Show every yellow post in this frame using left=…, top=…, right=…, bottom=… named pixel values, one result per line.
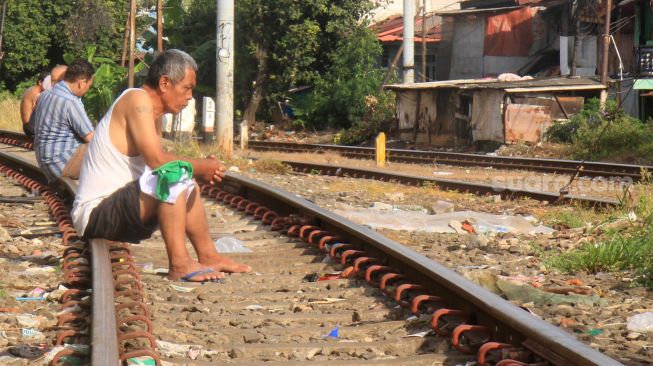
left=376, top=132, right=386, bottom=167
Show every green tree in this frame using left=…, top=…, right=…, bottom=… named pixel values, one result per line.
left=62, top=0, right=126, bottom=61
left=0, top=0, right=125, bottom=91
left=298, top=26, right=396, bottom=143
left=235, top=0, right=386, bottom=126
left=167, top=0, right=389, bottom=125
left=0, top=0, right=64, bottom=89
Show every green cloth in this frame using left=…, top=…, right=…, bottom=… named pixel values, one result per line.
left=152, top=161, right=194, bottom=201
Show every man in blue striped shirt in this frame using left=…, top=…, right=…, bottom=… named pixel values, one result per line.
left=32, top=59, right=95, bottom=182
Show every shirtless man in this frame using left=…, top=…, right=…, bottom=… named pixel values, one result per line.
left=19, top=71, right=49, bottom=138
left=72, top=50, right=250, bottom=282
left=41, top=65, right=67, bottom=91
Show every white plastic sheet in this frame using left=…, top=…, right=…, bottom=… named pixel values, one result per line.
left=333, top=205, right=554, bottom=235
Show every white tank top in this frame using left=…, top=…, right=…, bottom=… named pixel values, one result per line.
left=72, top=89, right=146, bottom=234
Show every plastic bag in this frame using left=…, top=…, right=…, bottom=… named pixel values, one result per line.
left=627, top=312, right=653, bottom=333
left=214, top=237, right=252, bottom=253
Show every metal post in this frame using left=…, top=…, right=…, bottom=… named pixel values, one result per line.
left=403, top=0, right=415, bottom=83
left=0, top=0, right=7, bottom=63
left=128, top=0, right=136, bottom=87
left=157, top=0, right=163, bottom=52
left=216, top=0, right=235, bottom=157
left=121, top=14, right=130, bottom=67
left=376, top=132, right=386, bottom=167
left=599, top=0, right=612, bottom=106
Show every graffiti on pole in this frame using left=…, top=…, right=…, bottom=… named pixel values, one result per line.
left=217, top=22, right=232, bottom=62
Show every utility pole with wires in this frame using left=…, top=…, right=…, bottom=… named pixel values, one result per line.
left=421, top=0, right=427, bottom=82
left=560, top=0, right=614, bottom=200
left=0, top=0, right=7, bottom=64
left=215, top=0, right=235, bottom=156
left=402, top=0, right=415, bottom=83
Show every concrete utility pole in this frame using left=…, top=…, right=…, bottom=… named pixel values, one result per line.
left=216, top=0, right=235, bottom=156
left=157, top=0, right=163, bottom=52
left=128, top=0, right=136, bottom=87
left=403, top=0, right=415, bottom=83
left=599, top=0, right=612, bottom=106
left=421, top=0, right=427, bottom=82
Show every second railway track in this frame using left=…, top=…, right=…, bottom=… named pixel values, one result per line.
left=0, top=130, right=624, bottom=206
left=247, top=140, right=652, bottom=180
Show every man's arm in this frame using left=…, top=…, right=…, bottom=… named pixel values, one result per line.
left=125, top=92, right=226, bottom=184
left=69, top=100, right=95, bottom=142
left=81, top=131, right=94, bottom=143
left=19, top=92, right=34, bottom=125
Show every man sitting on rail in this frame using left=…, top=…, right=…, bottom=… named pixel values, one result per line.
left=32, top=59, right=95, bottom=182
left=19, top=71, right=50, bottom=138
left=72, top=50, right=251, bottom=282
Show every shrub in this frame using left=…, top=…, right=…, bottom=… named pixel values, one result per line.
left=545, top=119, right=580, bottom=143
left=546, top=98, right=653, bottom=162
left=297, top=26, right=396, bottom=144
left=68, top=45, right=140, bottom=122
left=333, top=93, right=395, bottom=145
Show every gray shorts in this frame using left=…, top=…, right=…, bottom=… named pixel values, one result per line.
left=83, top=181, right=157, bottom=244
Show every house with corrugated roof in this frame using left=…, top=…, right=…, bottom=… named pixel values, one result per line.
left=381, top=0, right=619, bottom=147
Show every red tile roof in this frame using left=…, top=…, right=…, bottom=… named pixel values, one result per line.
left=372, top=14, right=441, bottom=43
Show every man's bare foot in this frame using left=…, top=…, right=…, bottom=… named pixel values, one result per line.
left=168, top=261, right=225, bottom=282
left=200, top=254, right=252, bottom=273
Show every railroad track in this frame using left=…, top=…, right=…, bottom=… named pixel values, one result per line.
left=0, top=136, right=625, bottom=365
left=266, top=160, right=619, bottom=207
left=248, top=140, right=651, bottom=180
left=0, top=129, right=618, bottom=207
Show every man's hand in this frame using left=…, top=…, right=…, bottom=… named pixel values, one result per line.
left=198, top=155, right=226, bottom=185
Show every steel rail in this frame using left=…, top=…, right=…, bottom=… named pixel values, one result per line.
left=278, top=160, right=619, bottom=207
left=0, top=130, right=31, bottom=142
left=0, top=149, right=120, bottom=365
left=90, top=239, right=121, bottom=365
left=248, top=140, right=651, bottom=180
left=220, top=171, right=623, bottom=366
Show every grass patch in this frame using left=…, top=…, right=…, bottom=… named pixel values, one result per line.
left=540, top=205, right=617, bottom=229
left=545, top=228, right=648, bottom=273
left=546, top=99, right=653, bottom=163
left=544, top=221, right=653, bottom=286
left=545, top=176, right=653, bottom=287
left=0, top=287, right=6, bottom=299
left=165, top=137, right=255, bottom=171
left=168, top=136, right=204, bottom=159
left=251, top=159, right=291, bottom=174
left=0, top=96, right=22, bottom=132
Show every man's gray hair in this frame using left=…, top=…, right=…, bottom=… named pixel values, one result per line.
left=145, top=49, right=198, bottom=87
